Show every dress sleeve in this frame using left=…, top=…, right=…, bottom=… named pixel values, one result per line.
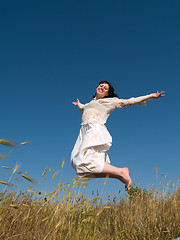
left=114, top=94, right=153, bottom=108
left=77, top=102, right=85, bottom=114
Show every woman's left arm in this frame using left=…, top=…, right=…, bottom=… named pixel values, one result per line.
left=115, top=91, right=165, bottom=108
left=151, top=91, right=165, bottom=98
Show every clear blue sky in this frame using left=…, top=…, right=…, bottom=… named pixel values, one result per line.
left=0, top=0, right=179, bottom=199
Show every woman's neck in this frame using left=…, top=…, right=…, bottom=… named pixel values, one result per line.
left=94, top=95, right=103, bottom=100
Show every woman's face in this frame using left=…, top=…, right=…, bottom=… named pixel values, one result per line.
left=96, top=83, right=109, bottom=98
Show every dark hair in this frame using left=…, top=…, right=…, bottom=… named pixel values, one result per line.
left=93, top=80, right=118, bottom=98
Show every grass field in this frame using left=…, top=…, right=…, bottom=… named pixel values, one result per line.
left=0, top=139, right=179, bottom=240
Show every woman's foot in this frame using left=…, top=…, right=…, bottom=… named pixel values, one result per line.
left=125, top=178, right=132, bottom=191
left=98, top=163, right=132, bottom=191
left=119, top=167, right=132, bottom=191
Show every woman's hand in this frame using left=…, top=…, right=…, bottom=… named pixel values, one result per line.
left=72, top=99, right=79, bottom=106
left=152, top=91, right=165, bottom=98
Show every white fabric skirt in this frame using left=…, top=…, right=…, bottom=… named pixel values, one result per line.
left=71, top=123, right=112, bottom=178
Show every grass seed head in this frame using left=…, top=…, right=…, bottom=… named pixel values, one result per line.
left=0, top=180, right=10, bottom=186
left=104, top=175, right=109, bottom=185
left=2, top=166, right=11, bottom=170
left=21, top=174, right=34, bottom=182
left=61, top=159, right=65, bottom=168
left=41, top=169, right=47, bottom=177
left=0, top=139, right=16, bottom=147
left=51, top=171, right=59, bottom=180
left=20, top=141, right=29, bottom=145
left=13, top=164, right=20, bottom=174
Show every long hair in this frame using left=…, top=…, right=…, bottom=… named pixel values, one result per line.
left=93, top=80, right=118, bottom=98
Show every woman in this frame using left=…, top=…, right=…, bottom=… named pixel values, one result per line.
left=71, top=81, right=165, bottom=191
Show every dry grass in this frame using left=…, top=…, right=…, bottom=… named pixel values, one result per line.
left=0, top=139, right=179, bottom=240
left=0, top=180, right=179, bottom=240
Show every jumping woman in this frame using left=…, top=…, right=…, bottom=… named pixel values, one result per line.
left=71, top=81, right=165, bottom=191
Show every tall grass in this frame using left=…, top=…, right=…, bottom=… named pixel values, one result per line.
left=0, top=139, right=179, bottom=240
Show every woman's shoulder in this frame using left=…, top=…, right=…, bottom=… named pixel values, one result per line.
left=97, top=97, right=118, bottom=102
left=96, top=97, right=119, bottom=108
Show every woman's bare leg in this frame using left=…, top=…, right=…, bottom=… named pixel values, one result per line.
left=94, top=162, right=132, bottom=191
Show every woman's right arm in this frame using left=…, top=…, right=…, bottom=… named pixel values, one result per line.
left=72, top=99, right=85, bottom=113
left=72, top=98, right=80, bottom=106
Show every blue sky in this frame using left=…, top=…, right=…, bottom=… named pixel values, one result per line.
left=0, top=0, right=179, bottom=199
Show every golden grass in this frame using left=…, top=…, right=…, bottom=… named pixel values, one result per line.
left=0, top=139, right=179, bottom=240
left=0, top=179, right=179, bottom=240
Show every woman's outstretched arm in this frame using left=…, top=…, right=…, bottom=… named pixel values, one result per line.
left=72, top=99, right=85, bottom=113
left=72, top=98, right=80, bottom=106
left=115, top=91, right=165, bottom=108
left=151, top=91, right=165, bottom=98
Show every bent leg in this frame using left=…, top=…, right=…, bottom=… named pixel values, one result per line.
left=93, top=162, right=132, bottom=191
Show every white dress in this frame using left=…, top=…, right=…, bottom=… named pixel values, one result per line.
left=71, top=94, right=152, bottom=178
